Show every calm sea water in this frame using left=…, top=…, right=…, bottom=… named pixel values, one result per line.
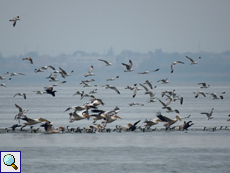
left=0, top=83, right=230, bottom=173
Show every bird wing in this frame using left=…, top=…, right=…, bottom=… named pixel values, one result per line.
left=15, top=104, right=23, bottom=113
left=122, top=63, right=130, bottom=70
left=89, top=66, right=94, bottom=73
left=139, top=83, right=148, bottom=91
left=98, top=59, right=109, bottom=65
left=185, top=56, right=194, bottom=62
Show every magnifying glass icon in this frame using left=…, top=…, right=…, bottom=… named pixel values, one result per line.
left=3, top=154, right=18, bottom=170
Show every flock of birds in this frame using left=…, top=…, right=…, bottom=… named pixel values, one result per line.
left=1, top=16, right=229, bottom=134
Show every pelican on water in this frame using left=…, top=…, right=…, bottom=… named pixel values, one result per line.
left=21, top=116, right=50, bottom=129
left=40, top=122, right=65, bottom=134
left=156, top=112, right=181, bottom=130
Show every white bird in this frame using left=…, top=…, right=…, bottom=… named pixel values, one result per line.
left=22, top=57, right=33, bottom=64
left=143, top=80, right=155, bottom=89
left=13, top=93, right=26, bottom=99
left=41, top=66, right=55, bottom=70
left=0, top=72, right=9, bottom=80
left=9, top=72, right=25, bottom=76
left=0, top=78, right=11, bottom=87
left=193, top=91, right=206, bottom=98
left=69, top=109, right=91, bottom=123
left=59, top=67, right=74, bottom=77
left=210, top=93, right=224, bottom=100
left=9, top=16, right=20, bottom=27
left=143, top=118, right=160, bottom=128
left=85, top=65, right=95, bottom=77
left=102, top=114, right=122, bottom=127
left=138, top=68, right=159, bottom=74
left=185, top=56, right=201, bottom=64
left=89, top=89, right=98, bottom=94
left=14, top=104, right=28, bottom=122
left=156, top=112, right=181, bottom=130
left=122, top=60, right=134, bottom=72
left=198, top=82, right=210, bottom=88
left=171, top=61, right=184, bottom=73
left=33, top=91, right=46, bottom=95
left=40, top=122, right=65, bottom=134
left=157, top=77, right=170, bottom=84
left=73, top=91, right=84, bottom=97
left=21, top=116, right=49, bottom=129
left=103, top=84, right=120, bottom=94
left=201, top=108, right=214, bottom=120
left=106, top=76, right=119, bottom=81
left=139, top=83, right=156, bottom=99
left=98, top=59, right=113, bottom=66
left=48, top=75, right=59, bottom=82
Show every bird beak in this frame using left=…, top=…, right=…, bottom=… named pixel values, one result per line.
left=176, top=115, right=181, bottom=121
left=115, top=115, right=122, bottom=119
left=59, top=126, right=65, bottom=131
left=227, top=118, right=230, bottom=121
left=84, top=114, right=91, bottom=118
left=39, top=118, right=50, bottom=122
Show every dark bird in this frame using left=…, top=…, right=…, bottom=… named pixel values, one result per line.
left=44, top=86, right=57, bottom=97
left=9, top=16, right=20, bottom=27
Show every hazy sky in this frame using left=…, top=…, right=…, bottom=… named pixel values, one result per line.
left=1, top=0, right=230, bottom=57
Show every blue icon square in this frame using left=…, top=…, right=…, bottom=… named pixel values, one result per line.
left=1, top=151, right=21, bottom=173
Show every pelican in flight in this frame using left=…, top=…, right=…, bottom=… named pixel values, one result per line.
left=21, top=116, right=50, bottom=129
left=9, top=16, right=20, bottom=27
left=156, top=112, right=181, bottom=130
left=201, top=108, right=214, bottom=120
left=138, top=68, right=159, bottom=74
left=171, top=61, right=184, bottom=73
left=98, top=59, right=113, bottom=66
left=198, top=82, right=210, bottom=89
left=185, top=56, right=201, bottom=64
left=102, top=114, right=122, bottom=127
left=85, top=65, right=95, bottom=77
left=13, top=93, right=26, bottom=99
left=0, top=78, right=11, bottom=87
left=122, top=60, right=134, bottom=72
left=40, top=122, right=65, bottom=134
left=69, top=109, right=91, bottom=123
left=22, top=57, right=33, bottom=64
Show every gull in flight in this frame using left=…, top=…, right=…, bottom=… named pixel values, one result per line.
left=122, top=60, right=134, bottom=72
left=198, top=83, right=210, bottom=88
left=139, top=83, right=156, bottom=99
left=106, top=76, right=119, bottom=81
left=0, top=72, right=9, bottom=80
left=59, top=67, right=74, bottom=77
left=201, top=108, right=214, bottom=120
left=193, top=91, right=206, bottom=98
left=0, top=78, right=11, bottom=87
left=143, top=80, right=156, bottom=89
left=85, top=65, right=95, bottom=77
left=171, top=61, right=184, bottom=73
left=185, top=56, right=201, bottom=64
left=13, top=93, right=26, bottom=99
left=138, top=68, right=159, bottom=74
left=98, top=59, right=114, bottom=66
left=157, top=77, right=170, bottom=84
left=103, top=84, right=120, bottom=94
left=9, top=16, right=20, bottom=27
left=22, top=57, right=33, bottom=64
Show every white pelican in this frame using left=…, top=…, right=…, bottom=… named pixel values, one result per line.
left=156, top=112, right=181, bottom=130
left=102, top=114, right=122, bottom=127
left=9, top=16, right=20, bottom=27
left=143, top=118, right=160, bottom=128
left=185, top=56, right=201, bottom=64
left=106, top=76, right=119, bottom=81
left=122, top=60, right=134, bottom=72
left=22, top=57, right=33, bottom=64
left=138, top=68, right=159, bottom=74
left=103, top=84, right=120, bottom=94
left=85, top=65, right=95, bottom=77
left=59, top=67, right=74, bottom=77
left=193, top=91, right=206, bottom=98
left=157, top=77, right=170, bottom=84
left=119, top=120, right=141, bottom=131
left=201, top=108, right=214, bottom=120
left=171, top=61, right=184, bottom=73
left=40, top=122, right=65, bottom=134
left=198, top=82, right=210, bottom=88
left=178, top=121, right=194, bottom=130
left=13, top=93, right=26, bottom=99
left=88, top=98, right=105, bottom=107
left=69, top=109, right=91, bottom=123
left=21, top=116, right=50, bottom=129
left=98, top=59, right=113, bottom=66
left=0, top=78, right=11, bottom=87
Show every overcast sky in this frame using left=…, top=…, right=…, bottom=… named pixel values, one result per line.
left=1, top=0, right=230, bottom=57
